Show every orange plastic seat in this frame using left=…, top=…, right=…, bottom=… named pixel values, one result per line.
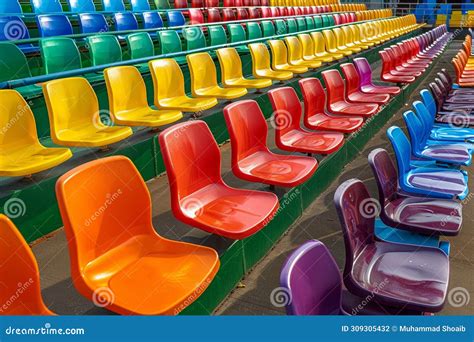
left=159, top=120, right=279, bottom=240
left=223, top=100, right=318, bottom=187
left=0, top=215, right=54, bottom=315
left=268, top=87, right=345, bottom=155
left=55, top=156, right=220, bottom=315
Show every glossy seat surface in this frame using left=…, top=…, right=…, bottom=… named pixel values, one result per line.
left=40, top=37, right=81, bottom=74
left=0, top=90, right=72, bottom=177
left=87, top=35, right=122, bottom=66
left=268, top=40, right=308, bottom=74
left=353, top=57, right=401, bottom=95
left=159, top=121, right=279, bottom=239
left=78, top=13, right=108, bottom=34
left=149, top=59, right=218, bottom=112
left=249, top=43, right=293, bottom=81
left=334, top=179, right=450, bottom=312
left=224, top=100, right=317, bottom=187
left=43, top=77, right=133, bottom=147
left=268, top=87, right=345, bottom=155
left=56, top=156, right=220, bottom=315
left=284, top=36, right=322, bottom=69
left=37, top=14, right=73, bottom=37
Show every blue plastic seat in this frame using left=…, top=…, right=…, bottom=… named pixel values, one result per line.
left=167, top=11, right=185, bottom=28
left=131, top=0, right=150, bottom=11
left=0, top=1, right=22, bottom=13
left=387, top=126, right=469, bottom=200
left=79, top=14, right=108, bottom=34
left=102, top=0, right=125, bottom=12
left=403, top=110, right=472, bottom=166
left=31, top=0, right=62, bottom=13
left=142, top=11, right=163, bottom=29
left=0, top=16, right=38, bottom=54
left=68, top=0, right=96, bottom=12
left=37, top=14, right=73, bottom=38
left=114, top=12, right=138, bottom=32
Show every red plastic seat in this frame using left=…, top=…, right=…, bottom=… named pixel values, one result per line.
left=279, top=7, right=288, bottom=16
left=251, top=0, right=260, bottom=6
left=341, top=63, right=390, bottom=105
left=191, top=0, right=203, bottom=7
left=295, top=7, right=303, bottom=15
left=234, top=0, right=244, bottom=6
left=222, top=8, right=236, bottom=21
left=204, top=0, right=218, bottom=6
left=159, top=120, right=279, bottom=240
left=248, top=7, right=260, bottom=19
left=270, top=7, right=279, bottom=17
left=260, top=0, right=268, bottom=5
left=224, top=100, right=318, bottom=187
left=379, top=50, right=416, bottom=84
left=268, top=87, right=345, bottom=155
left=322, top=69, right=379, bottom=118
left=189, top=9, right=204, bottom=25
left=287, top=7, right=295, bottom=16
left=174, top=0, right=188, bottom=8
left=261, top=7, right=271, bottom=18
left=236, top=8, right=249, bottom=20
left=223, top=0, right=234, bottom=6
left=299, top=78, right=364, bottom=133
left=0, top=215, right=55, bottom=316
left=207, top=8, right=221, bottom=23
left=385, top=48, right=424, bottom=76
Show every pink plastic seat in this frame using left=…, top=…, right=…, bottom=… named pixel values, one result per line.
left=341, top=63, right=390, bottom=105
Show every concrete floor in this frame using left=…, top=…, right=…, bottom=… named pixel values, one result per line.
left=32, top=43, right=473, bottom=316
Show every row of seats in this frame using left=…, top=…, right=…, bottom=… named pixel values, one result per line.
left=452, top=35, right=474, bottom=87
left=0, top=11, right=398, bottom=84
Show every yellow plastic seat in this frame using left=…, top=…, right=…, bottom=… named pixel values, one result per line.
left=332, top=28, right=356, bottom=55
left=0, top=90, right=72, bottom=177
left=354, top=24, right=375, bottom=47
left=322, top=30, right=352, bottom=57
left=149, top=58, right=218, bottom=113
left=342, top=26, right=367, bottom=51
left=348, top=25, right=371, bottom=49
left=268, top=40, right=308, bottom=74
left=284, top=37, right=322, bottom=69
left=310, top=32, right=340, bottom=62
left=248, top=43, right=293, bottom=81
left=216, top=48, right=272, bottom=89
left=187, top=52, right=248, bottom=99
left=295, top=34, right=330, bottom=66
left=104, top=66, right=183, bottom=128
left=43, top=77, right=133, bottom=148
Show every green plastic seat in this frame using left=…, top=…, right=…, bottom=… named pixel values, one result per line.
left=127, top=32, right=154, bottom=60
left=0, top=43, right=32, bottom=82
left=209, top=25, right=227, bottom=46
left=322, top=15, right=330, bottom=27
left=41, top=37, right=82, bottom=74
left=305, top=17, right=315, bottom=30
left=274, top=19, right=287, bottom=35
left=286, top=19, right=297, bottom=33
left=228, top=24, right=246, bottom=43
left=313, top=16, right=323, bottom=29
left=87, top=35, right=122, bottom=66
left=327, top=16, right=335, bottom=27
left=261, top=20, right=275, bottom=37
left=183, top=26, right=206, bottom=51
left=158, top=30, right=186, bottom=63
left=247, top=22, right=262, bottom=40
left=296, top=18, right=307, bottom=32
left=154, top=0, right=170, bottom=9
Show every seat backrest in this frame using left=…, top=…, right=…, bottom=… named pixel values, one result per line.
left=322, top=30, right=337, bottom=51
left=56, top=156, right=156, bottom=285
left=249, top=43, right=271, bottom=72
left=322, top=69, right=346, bottom=105
left=248, top=7, right=261, bottom=19
left=37, top=14, right=73, bottom=37
left=191, top=0, right=203, bottom=7
left=340, top=63, right=360, bottom=96
left=285, top=36, right=304, bottom=62
left=247, top=22, right=262, bottom=40
left=223, top=8, right=236, bottom=21
left=0, top=43, right=31, bottom=82
left=298, top=34, right=314, bottom=58
left=159, top=30, right=182, bottom=54
left=367, top=148, right=398, bottom=206
left=217, top=47, right=244, bottom=82
left=428, top=82, right=444, bottom=110
left=0, top=215, right=50, bottom=315
left=102, top=0, right=125, bottom=11
left=174, top=0, right=188, bottom=8
left=159, top=121, right=223, bottom=201
left=68, top=0, right=95, bottom=12
left=353, top=57, right=372, bottom=87
left=0, top=1, right=22, bottom=13
left=87, top=35, right=122, bottom=66
left=127, top=32, right=154, bottom=59
left=286, top=18, right=297, bottom=33
left=379, top=50, right=394, bottom=76
left=209, top=25, right=227, bottom=46
left=412, top=100, right=435, bottom=137
left=296, top=18, right=306, bottom=31
left=149, top=58, right=187, bottom=106
left=79, top=14, right=108, bottom=34
left=167, top=11, right=185, bottom=27
left=189, top=8, right=204, bottom=25
left=31, top=0, right=62, bottom=13
left=267, top=87, right=302, bottom=138
left=130, top=0, right=150, bottom=11
left=228, top=24, right=246, bottom=43
left=183, top=26, right=206, bottom=50
left=204, top=0, right=219, bottom=6
left=237, top=8, right=249, bottom=20
left=261, top=20, right=275, bottom=37
left=402, top=110, right=426, bottom=153
left=305, top=17, right=315, bottom=30
left=143, top=11, right=163, bottom=29
left=187, top=52, right=218, bottom=93
left=223, top=100, right=269, bottom=164
left=313, top=15, right=323, bottom=28
left=0, top=16, right=30, bottom=42
left=114, top=12, right=138, bottom=31
left=274, top=19, right=287, bottom=34
left=155, top=0, right=170, bottom=8
left=207, top=8, right=222, bottom=23
left=299, top=77, right=326, bottom=123
left=280, top=240, right=342, bottom=315
left=419, top=89, right=438, bottom=117
left=40, top=37, right=81, bottom=74
left=386, top=126, right=412, bottom=177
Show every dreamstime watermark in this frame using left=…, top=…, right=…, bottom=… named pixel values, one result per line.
left=84, top=189, right=123, bottom=226
left=174, top=277, right=213, bottom=315
left=92, top=287, right=115, bottom=308
left=270, top=287, right=292, bottom=308
left=5, top=323, right=85, bottom=336
left=92, top=109, right=114, bottom=129
left=358, top=198, right=381, bottom=219
left=0, top=103, right=30, bottom=136
left=3, top=19, right=27, bottom=40
left=0, top=278, right=34, bottom=314
left=446, top=111, right=471, bottom=129
left=3, top=198, right=27, bottom=219
left=440, top=192, right=473, bottom=227
left=447, top=287, right=470, bottom=308
left=181, top=197, right=204, bottom=218
left=262, top=189, right=300, bottom=226
left=351, top=277, right=389, bottom=315
left=270, top=109, right=293, bottom=131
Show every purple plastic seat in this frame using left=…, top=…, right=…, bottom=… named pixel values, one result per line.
left=353, top=57, right=401, bottom=95
left=368, top=148, right=462, bottom=236
left=334, top=179, right=450, bottom=313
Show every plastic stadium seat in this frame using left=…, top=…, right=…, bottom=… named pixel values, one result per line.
left=40, top=38, right=81, bottom=74
left=0, top=215, right=54, bottom=314
left=104, top=66, right=182, bottom=127
left=68, top=0, right=95, bottom=12
left=248, top=43, right=293, bottom=81
left=334, top=178, right=450, bottom=313
left=237, top=8, right=249, bottom=21
left=204, top=0, right=218, bottom=6
left=268, top=40, right=308, bottom=74
left=284, top=37, right=321, bottom=69
left=223, top=9, right=236, bottom=22
left=0, top=1, right=22, bottom=13
left=216, top=48, right=272, bottom=89
left=127, top=32, right=154, bottom=59
left=209, top=25, right=227, bottom=46
left=322, top=30, right=351, bottom=58
left=248, top=7, right=260, bottom=19
left=224, top=100, right=317, bottom=187
left=158, top=30, right=182, bottom=54
left=149, top=59, right=218, bottom=113
left=102, top=0, right=125, bottom=12
left=310, top=32, right=340, bottom=62
left=56, top=156, right=219, bottom=315
left=130, top=0, right=150, bottom=11
left=274, top=19, right=287, bottom=35
left=42, top=77, right=133, bottom=148
left=296, top=18, right=306, bottom=32
left=37, top=14, right=73, bottom=37
left=261, top=7, right=271, bottom=18
left=0, top=90, right=72, bottom=177
left=379, top=51, right=416, bottom=84
left=387, top=126, right=468, bottom=200
left=159, top=121, right=279, bottom=239
left=297, top=34, right=327, bottom=65
left=79, top=14, right=109, bottom=34
left=286, top=19, right=297, bottom=34
left=187, top=52, right=247, bottom=99
left=87, top=35, right=122, bottom=66
left=207, top=8, right=221, bottom=23
left=353, top=57, right=401, bottom=95
left=191, top=0, right=203, bottom=7
left=368, top=148, right=462, bottom=236
left=31, top=0, right=62, bottom=13
left=183, top=26, right=206, bottom=50
left=228, top=24, right=246, bottom=45
left=247, top=22, right=262, bottom=40
left=167, top=11, right=185, bottom=27
left=299, top=78, right=363, bottom=133
left=0, top=16, right=37, bottom=54
left=155, top=0, right=171, bottom=8
left=174, top=0, right=188, bottom=8
left=268, top=87, right=345, bottom=155
left=114, top=13, right=138, bottom=32
left=261, top=21, right=275, bottom=37
left=143, top=11, right=163, bottom=29
left=189, top=8, right=204, bottom=25
left=341, top=63, right=390, bottom=105
left=0, top=43, right=31, bottom=82
left=322, top=69, right=379, bottom=118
